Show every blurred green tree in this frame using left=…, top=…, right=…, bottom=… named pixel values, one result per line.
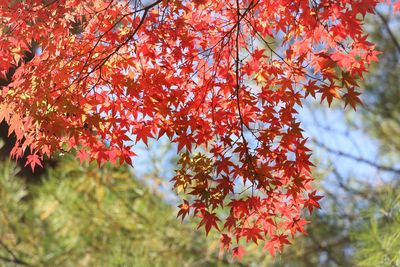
left=0, top=155, right=230, bottom=267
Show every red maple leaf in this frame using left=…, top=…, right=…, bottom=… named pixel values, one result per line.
left=25, top=154, right=43, bottom=172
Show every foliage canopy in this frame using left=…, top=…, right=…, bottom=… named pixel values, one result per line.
left=0, top=0, right=398, bottom=255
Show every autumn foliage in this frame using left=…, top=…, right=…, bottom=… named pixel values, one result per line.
left=0, top=0, right=397, bottom=257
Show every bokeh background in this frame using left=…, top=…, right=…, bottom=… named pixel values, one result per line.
left=0, top=3, right=399, bottom=267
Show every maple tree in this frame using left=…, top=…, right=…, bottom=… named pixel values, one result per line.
left=0, top=0, right=398, bottom=257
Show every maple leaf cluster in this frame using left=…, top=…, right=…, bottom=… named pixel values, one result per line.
left=0, top=0, right=397, bottom=257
